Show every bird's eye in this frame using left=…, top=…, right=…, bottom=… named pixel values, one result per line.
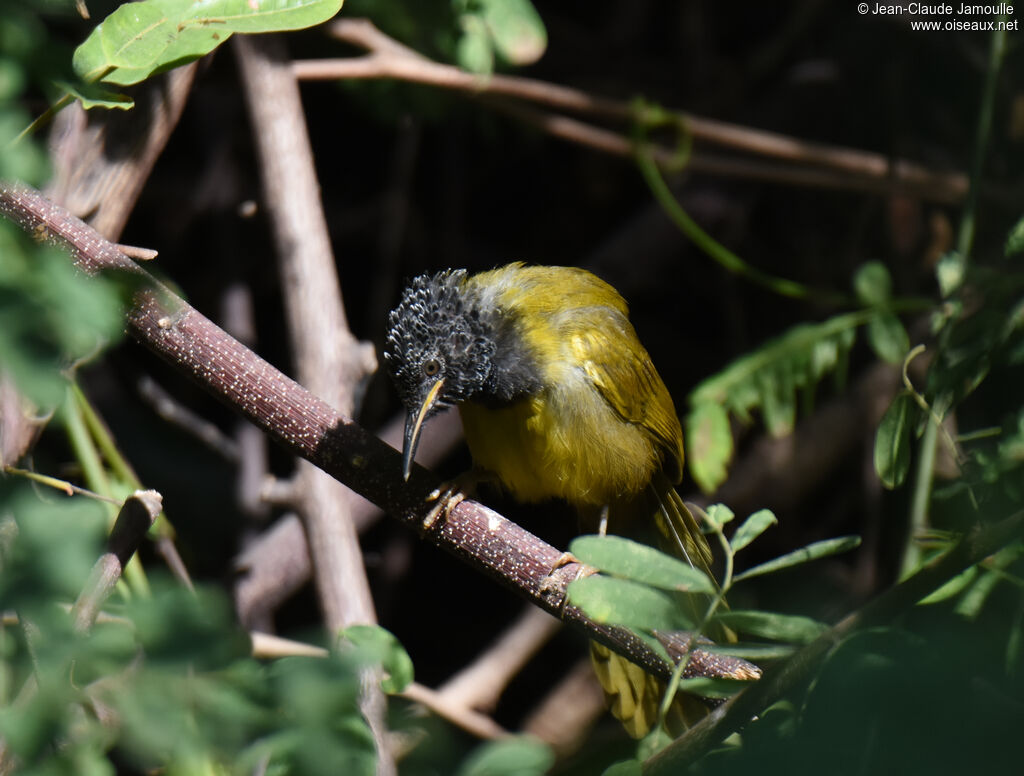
left=422, top=358, right=441, bottom=377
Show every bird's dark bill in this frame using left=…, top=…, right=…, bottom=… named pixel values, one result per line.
left=402, top=377, right=445, bottom=480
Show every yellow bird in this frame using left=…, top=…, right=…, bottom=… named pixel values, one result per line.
left=384, top=263, right=723, bottom=736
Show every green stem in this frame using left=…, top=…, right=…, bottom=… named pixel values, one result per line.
left=61, top=386, right=150, bottom=598
left=956, top=19, right=1008, bottom=264
left=901, top=417, right=937, bottom=579
left=634, top=143, right=851, bottom=306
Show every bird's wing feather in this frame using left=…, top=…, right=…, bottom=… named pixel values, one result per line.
left=567, top=308, right=685, bottom=481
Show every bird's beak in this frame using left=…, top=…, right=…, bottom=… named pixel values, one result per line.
left=402, top=378, right=445, bottom=481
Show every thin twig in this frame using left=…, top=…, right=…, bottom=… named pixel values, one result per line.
left=291, top=19, right=967, bottom=204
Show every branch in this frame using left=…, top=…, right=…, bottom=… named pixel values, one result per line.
left=290, top=19, right=967, bottom=204
left=70, top=490, right=162, bottom=634
left=0, top=181, right=748, bottom=687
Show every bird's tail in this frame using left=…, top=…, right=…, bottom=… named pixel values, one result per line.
left=588, top=475, right=732, bottom=737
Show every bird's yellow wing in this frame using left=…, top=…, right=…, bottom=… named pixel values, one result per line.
left=566, top=308, right=685, bottom=483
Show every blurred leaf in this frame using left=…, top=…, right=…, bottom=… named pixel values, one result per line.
left=455, top=13, right=493, bottom=74
left=866, top=310, right=910, bottom=365
left=456, top=736, right=554, bottom=776
left=919, top=564, right=978, bottom=604
left=730, top=509, right=778, bottom=553
left=875, top=393, right=916, bottom=489
left=854, top=261, right=893, bottom=305
left=689, top=313, right=860, bottom=450
left=686, top=400, right=733, bottom=493
left=478, top=0, right=546, bottom=65
left=1005, top=215, right=1024, bottom=257
left=936, top=251, right=965, bottom=297
left=733, top=536, right=861, bottom=582
left=570, top=535, right=715, bottom=594
left=73, top=0, right=345, bottom=88
left=567, top=574, right=693, bottom=632
left=714, top=610, right=828, bottom=644
left=339, top=624, right=414, bottom=694
left=601, top=760, right=642, bottom=776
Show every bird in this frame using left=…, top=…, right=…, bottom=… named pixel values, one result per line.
left=383, top=262, right=724, bottom=737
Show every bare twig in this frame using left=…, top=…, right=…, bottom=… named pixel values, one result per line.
left=401, top=682, right=510, bottom=741
left=291, top=19, right=966, bottom=204
left=522, top=658, right=608, bottom=756
left=138, top=375, right=240, bottom=461
left=437, top=606, right=561, bottom=713
left=71, top=490, right=162, bottom=634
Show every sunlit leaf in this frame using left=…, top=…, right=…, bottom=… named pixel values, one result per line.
left=73, top=0, right=345, bottom=88
left=678, top=675, right=756, bottom=699
left=567, top=575, right=692, bottom=632
left=730, top=509, right=778, bottom=553
left=570, top=535, right=716, bottom=594
left=733, top=536, right=861, bottom=582
left=704, top=503, right=735, bottom=527
left=478, top=0, right=546, bottom=65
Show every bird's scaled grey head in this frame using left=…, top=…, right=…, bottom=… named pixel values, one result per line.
left=384, top=270, right=495, bottom=480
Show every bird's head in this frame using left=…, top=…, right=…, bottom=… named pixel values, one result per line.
left=384, top=270, right=496, bottom=479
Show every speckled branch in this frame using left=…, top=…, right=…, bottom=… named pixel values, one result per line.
left=0, top=180, right=748, bottom=686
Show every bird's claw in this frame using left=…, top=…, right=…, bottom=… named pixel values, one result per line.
left=422, top=482, right=465, bottom=530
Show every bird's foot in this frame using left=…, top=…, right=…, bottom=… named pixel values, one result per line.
left=421, top=468, right=489, bottom=530
left=539, top=551, right=598, bottom=598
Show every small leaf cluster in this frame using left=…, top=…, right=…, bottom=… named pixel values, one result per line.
left=686, top=262, right=912, bottom=493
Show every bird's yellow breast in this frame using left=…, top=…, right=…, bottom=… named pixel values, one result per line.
left=458, top=265, right=680, bottom=507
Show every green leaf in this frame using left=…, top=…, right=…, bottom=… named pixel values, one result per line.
left=55, top=80, right=134, bottom=110
left=701, top=642, right=796, bottom=661
left=73, top=0, right=345, bottom=88
left=853, top=261, right=893, bottom=305
left=704, top=503, right=735, bottom=527
left=874, top=393, right=916, bottom=489
left=602, top=760, right=643, bottom=776
left=730, top=509, right=778, bottom=553
left=678, top=676, right=756, bottom=699
left=690, top=312, right=861, bottom=447
left=714, top=610, right=828, bottom=644
left=567, top=575, right=692, bottom=632
left=936, top=251, right=965, bottom=297
left=1005, top=215, right=1024, bottom=257
left=455, top=13, right=494, bottom=74
left=339, top=625, right=414, bottom=694
left=919, top=565, right=978, bottom=605
left=478, top=0, right=546, bottom=65
left=866, top=311, right=910, bottom=365
left=686, top=400, right=733, bottom=493
left=456, top=736, right=554, bottom=776
left=570, top=535, right=716, bottom=594
left=733, top=536, right=861, bottom=582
